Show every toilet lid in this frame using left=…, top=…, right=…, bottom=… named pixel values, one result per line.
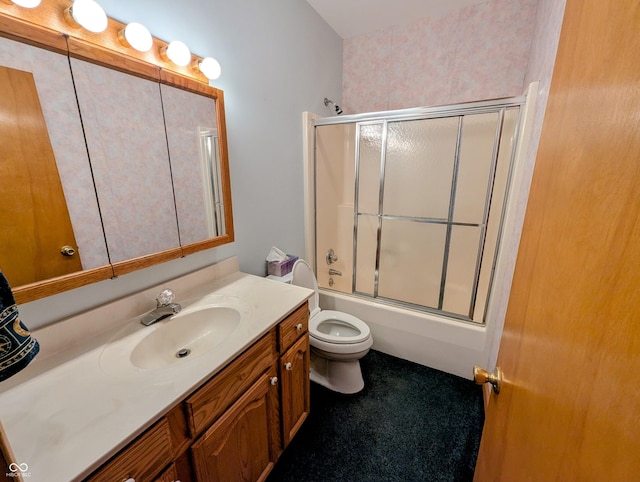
left=291, top=259, right=319, bottom=314
left=310, top=310, right=371, bottom=344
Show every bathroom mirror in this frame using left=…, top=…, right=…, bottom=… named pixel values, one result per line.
left=0, top=7, right=234, bottom=303
left=69, top=55, right=182, bottom=267
left=0, top=34, right=114, bottom=295
left=159, top=77, right=230, bottom=253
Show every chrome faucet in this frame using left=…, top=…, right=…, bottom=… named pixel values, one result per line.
left=140, top=289, right=182, bottom=326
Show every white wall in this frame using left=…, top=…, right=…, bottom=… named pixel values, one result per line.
left=19, top=0, right=342, bottom=329
left=485, top=0, right=567, bottom=369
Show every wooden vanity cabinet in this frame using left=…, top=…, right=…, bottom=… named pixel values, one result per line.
left=85, top=418, right=173, bottom=482
left=84, top=302, right=309, bottom=482
left=190, top=367, right=281, bottom=481
left=188, top=302, right=310, bottom=481
left=279, top=334, right=310, bottom=446
left=154, top=463, right=179, bottom=482
left=184, top=331, right=278, bottom=437
left=277, top=303, right=310, bottom=447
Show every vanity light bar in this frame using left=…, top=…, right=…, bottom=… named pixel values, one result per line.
left=160, top=40, right=191, bottom=67
left=118, top=22, right=153, bottom=52
left=64, top=0, right=107, bottom=33
left=0, top=0, right=221, bottom=83
left=196, top=57, right=222, bottom=81
left=1, top=0, right=41, bottom=8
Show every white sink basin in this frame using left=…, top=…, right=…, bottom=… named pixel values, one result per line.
left=130, top=305, right=241, bottom=369
left=99, top=295, right=253, bottom=373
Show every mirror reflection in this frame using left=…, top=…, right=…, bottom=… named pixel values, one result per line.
left=0, top=22, right=233, bottom=303
left=200, top=128, right=227, bottom=238
left=0, top=36, right=109, bottom=286
left=160, top=82, right=226, bottom=245
left=71, top=56, right=181, bottom=264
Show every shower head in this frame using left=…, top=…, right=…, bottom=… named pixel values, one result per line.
left=324, top=97, right=343, bottom=115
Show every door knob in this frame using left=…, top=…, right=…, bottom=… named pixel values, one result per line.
left=326, top=248, right=338, bottom=264
left=60, top=245, right=76, bottom=257
left=473, top=365, right=503, bottom=394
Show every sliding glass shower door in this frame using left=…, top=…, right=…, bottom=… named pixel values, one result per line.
left=315, top=101, right=521, bottom=324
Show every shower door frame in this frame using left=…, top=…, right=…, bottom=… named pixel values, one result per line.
left=314, top=96, right=526, bottom=325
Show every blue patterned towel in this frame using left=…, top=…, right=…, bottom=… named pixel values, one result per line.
left=0, top=271, right=39, bottom=382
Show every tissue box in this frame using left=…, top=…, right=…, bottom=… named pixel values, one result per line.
left=267, top=255, right=298, bottom=277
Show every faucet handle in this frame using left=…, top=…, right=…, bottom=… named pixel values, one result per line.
left=156, top=288, right=175, bottom=307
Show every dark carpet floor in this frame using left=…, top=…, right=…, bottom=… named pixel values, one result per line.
left=267, top=350, right=484, bottom=482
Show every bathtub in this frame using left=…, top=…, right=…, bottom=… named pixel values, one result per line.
left=303, top=83, right=540, bottom=379
left=319, top=289, right=487, bottom=379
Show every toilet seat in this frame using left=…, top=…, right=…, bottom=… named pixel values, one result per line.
left=310, top=310, right=371, bottom=344
left=292, top=259, right=372, bottom=347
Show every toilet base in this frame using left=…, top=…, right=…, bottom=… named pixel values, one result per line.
left=310, top=350, right=366, bottom=394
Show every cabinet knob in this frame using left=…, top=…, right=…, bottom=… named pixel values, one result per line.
left=284, top=362, right=293, bottom=371
left=295, top=323, right=303, bottom=331
left=270, top=376, right=278, bottom=385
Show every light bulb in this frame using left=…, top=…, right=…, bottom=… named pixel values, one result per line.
left=198, top=57, right=221, bottom=80
left=66, top=0, right=108, bottom=33
left=163, top=40, right=191, bottom=67
left=119, top=22, right=153, bottom=52
left=8, top=0, right=41, bottom=8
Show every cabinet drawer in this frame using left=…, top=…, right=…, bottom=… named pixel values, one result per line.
left=86, top=418, right=173, bottom=482
left=277, top=303, right=308, bottom=353
left=185, top=329, right=277, bottom=436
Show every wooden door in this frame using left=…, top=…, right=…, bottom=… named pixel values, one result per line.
left=474, top=1, right=640, bottom=480
left=280, top=334, right=310, bottom=447
left=0, top=66, right=82, bottom=286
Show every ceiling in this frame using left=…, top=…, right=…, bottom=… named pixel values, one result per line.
left=306, top=0, right=490, bottom=38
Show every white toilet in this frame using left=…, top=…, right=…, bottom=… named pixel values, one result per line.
left=291, top=259, right=373, bottom=394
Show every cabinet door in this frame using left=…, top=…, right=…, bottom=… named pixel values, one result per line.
left=280, top=334, right=310, bottom=447
left=154, top=463, right=179, bottom=482
left=191, top=369, right=280, bottom=482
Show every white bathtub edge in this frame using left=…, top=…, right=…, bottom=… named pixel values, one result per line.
left=319, top=290, right=489, bottom=380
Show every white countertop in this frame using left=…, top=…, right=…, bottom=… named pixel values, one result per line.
left=0, top=269, right=312, bottom=482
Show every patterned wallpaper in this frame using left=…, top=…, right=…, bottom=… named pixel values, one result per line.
left=71, top=59, right=180, bottom=264
left=342, top=0, right=539, bottom=114
left=161, top=84, right=219, bottom=246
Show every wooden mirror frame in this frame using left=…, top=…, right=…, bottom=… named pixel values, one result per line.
left=0, top=1, right=234, bottom=304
